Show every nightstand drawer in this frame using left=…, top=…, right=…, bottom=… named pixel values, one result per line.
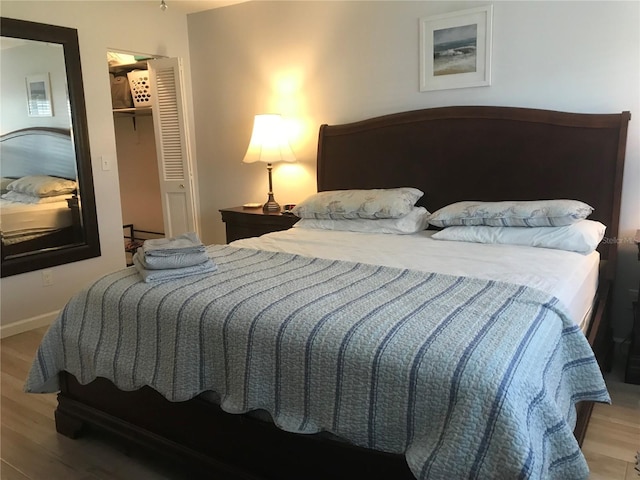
left=220, top=207, right=299, bottom=243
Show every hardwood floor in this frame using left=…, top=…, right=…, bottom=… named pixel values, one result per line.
left=582, top=345, right=640, bottom=480
left=1, top=327, right=639, bottom=479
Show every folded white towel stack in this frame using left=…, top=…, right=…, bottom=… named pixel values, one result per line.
left=133, top=232, right=217, bottom=282
left=142, top=232, right=206, bottom=256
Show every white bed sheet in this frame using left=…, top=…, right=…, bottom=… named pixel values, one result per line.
left=0, top=198, right=73, bottom=234
left=231, top=228, right=600, bottom=333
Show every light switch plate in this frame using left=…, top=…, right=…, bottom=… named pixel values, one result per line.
left=101, top=155, right=112, bottom=171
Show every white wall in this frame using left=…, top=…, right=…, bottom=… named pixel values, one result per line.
left=0, top=42, right=70, bottom=132
left=0, top=1, right=197, bottom=334
left=114, top=115, right=164, bottom=234
left=187, top=1, right=639, bottom=338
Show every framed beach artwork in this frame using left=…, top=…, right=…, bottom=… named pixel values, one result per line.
left=26, top=73, right=53, bottom=117
left=420, top=5, right=493, bottom=92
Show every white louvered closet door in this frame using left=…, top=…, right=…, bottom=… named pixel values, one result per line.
left=148, top=57, right=197, bottom=238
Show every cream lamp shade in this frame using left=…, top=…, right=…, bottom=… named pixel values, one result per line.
left=242, top=114, right=296, bottom=212
left=242, top=114, right=296, bottom=164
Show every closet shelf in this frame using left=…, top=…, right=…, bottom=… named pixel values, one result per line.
left=109, top=60, right=149, bottom=75
left=113, top=107, right=152, bottom=117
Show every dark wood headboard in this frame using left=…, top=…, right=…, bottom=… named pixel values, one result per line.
left=317, top=106, right=630, bottom=279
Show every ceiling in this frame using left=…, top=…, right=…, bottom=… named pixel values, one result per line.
left=153, top=0, right=247, bottom=14
left=0, top=1, right=246, bottom=48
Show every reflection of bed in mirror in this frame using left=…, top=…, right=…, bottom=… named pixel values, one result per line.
left=0, top=127, right=82, bottom=260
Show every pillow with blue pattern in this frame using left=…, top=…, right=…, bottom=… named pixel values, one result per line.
left=431, top=220, right=605, bottom=254
left=294, top=206, right=430, bottom=234
left=292, top=187, right=423, bottom=220
left=428, top=200, right=593, bottom=228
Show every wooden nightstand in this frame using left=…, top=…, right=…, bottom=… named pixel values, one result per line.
left=219, top=206, right=299, bottom=243
left=625, top=230, right=640, bottom=384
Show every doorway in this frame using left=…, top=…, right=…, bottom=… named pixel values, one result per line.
left=108, top=51, right=202, bottom=263
left=108, top=50, right=165, bottom=263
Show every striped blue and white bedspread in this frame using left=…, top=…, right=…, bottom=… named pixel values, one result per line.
left=25, top=245, right=609, bottom=479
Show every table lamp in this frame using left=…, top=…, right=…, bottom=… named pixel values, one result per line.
left=242, top=113, right=296, bottom=212
left=242, top=114, right=296, bottom=212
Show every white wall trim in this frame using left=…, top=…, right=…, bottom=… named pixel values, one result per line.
left=0, top=310, right=58, bottom=339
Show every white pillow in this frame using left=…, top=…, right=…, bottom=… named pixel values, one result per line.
left=294, top=207, right=430, bottom=234
left=7, top=175, right=77, bottom=197
left=428, top=200, right=593, bottom=227
left=430, top=220, right=606, bottom=254
left=292, top=187, right=423, bottom=220
left=2, top=190, right=73, bottom=204
left=0, top=177, right=16, bottom=193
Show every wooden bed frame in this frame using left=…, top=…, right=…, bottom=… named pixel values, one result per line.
left=1, top=205, right=81, bottom=260
left=54, top=106, right=630, bottom=479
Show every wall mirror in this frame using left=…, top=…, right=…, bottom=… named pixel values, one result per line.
left=0, top=17, right=100, bottom=277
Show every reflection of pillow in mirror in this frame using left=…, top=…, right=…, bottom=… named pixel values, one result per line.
left=7, top=175, right=77, bottom=197
left=2, top=191, right=73, bottom=204
left=0, top=177, right=17, bottom=194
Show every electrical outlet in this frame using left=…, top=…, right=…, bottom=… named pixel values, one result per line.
left=630, top=289, right=639, bottom=303
left=42, top=269, right=53, bottom=286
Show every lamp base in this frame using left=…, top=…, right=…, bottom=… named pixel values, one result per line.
left=263, top=194, right=281, bottom=213
left=263, top=164, right=280, bottom=212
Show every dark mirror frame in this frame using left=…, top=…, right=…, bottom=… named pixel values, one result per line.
left=1, top=17, right=100, bottom=277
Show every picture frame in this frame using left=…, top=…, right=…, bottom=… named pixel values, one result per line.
left=26, top=73, right=53, bottom=117
left=419, top=5, right=493, bottom=92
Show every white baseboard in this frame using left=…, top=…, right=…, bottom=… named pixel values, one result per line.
left=0, top=311, right=59, bottom=339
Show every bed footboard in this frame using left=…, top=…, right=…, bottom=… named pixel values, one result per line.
left=57, top=373, right=415, bottom=480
